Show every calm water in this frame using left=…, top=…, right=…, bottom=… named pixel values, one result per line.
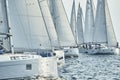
left=59, top=53, right=120, bottom=80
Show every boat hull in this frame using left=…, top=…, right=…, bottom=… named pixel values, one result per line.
left=0, top=54, right=59, bottom=79
left=0, top=58, right=39, bottom=79
left=54, top=50, right=65, bottom=67
left=64, top=47, right=79, bottom=58
left=86, top=47, right=119, bottom=55
left=39, top=57, right=58, bottom=79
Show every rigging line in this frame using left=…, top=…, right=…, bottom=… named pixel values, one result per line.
left=25, top=0, right=33, bottom=51
left=14, top=0, right=30, bottom=50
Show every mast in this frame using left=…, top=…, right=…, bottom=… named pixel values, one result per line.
left=70, top=0, right=77, bottom=41
left=76, top=3, right=84, bottom=45
left=49, top=0, right=76, bottom=47
left=5, top=0, right=14, bottom=53
left=84, top=0, right=94, bottom=43
left=0, top=0, right=12, bottom=53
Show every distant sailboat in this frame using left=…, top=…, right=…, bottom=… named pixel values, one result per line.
left=82, top=0, right=95, bottom=53
left=86, top=0, right=119, bottom=54
left=49, top=0, right=79, bottom=57
left=70, top=0, right=84, bottom=46
left=37, top=0, right=65, bottom=66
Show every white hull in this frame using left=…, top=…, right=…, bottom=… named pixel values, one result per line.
left=86, top=47, right=119, bottom=55
left=79, top=48, right=87, bottom=53
left=39, top=57, right=58, bottom=79
left=54, top=50, right=65, bottom=67
left=64, top=47, right=79, bottom=57
left=0, top=54, right=40, bottom=79
left=0, top=54, right=59, bottom=79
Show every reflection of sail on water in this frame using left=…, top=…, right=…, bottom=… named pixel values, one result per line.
left=76, top=3, right=84, bottom=45
left=49, top=0, right=76, bottom=47
left=105, top=0, right=117, bottom=47
left=93, top=0, right=117, bottom=46
left=70, top=0, right=77, bottom=41
left=0, top=0, right=11, bottom=52
left=8, top=0, right=53, bottom=51
left=84, top=0, right=94, bottom=43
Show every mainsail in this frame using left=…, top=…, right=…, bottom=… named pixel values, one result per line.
left=93, top=0, right=107, bottom=43
left=8, top=0, right=52, bottom=51
left=105, top=0, right=117, bottom=47
left=70, top=0, right=77, bottom=41
left=76, top=3, right=84, bottom=45
left=84, top=0, right=94, bottom=43
left=48, top=0, right=76, bottom=47
left=93, top=0, right=117, bottom=46
left=0, top=0, right=11, bottom=52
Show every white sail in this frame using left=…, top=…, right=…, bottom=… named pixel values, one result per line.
left=49, top=0, right=76, bottom=47
left=84, top=0, right=94, bottom=43
left=0, top=0, right=11, bottom=52
left=76, top=3, right=84, bottom=45
left=70, top=0, right=77, bottom=41
left=37, top=0, right=60, bottom=48
left=105, top=0, right=117, bottom=47
left=8, top=0, right=52, bottom=50
left=93, top=0, right=107, bottom=43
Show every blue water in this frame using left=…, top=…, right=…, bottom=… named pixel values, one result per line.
left=59, top=53, right=120, bottom=80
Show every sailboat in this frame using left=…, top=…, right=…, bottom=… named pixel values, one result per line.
left=49, top=0, right=79, bottom=57
left=86, top=0, right=119, bottom=54
left=37, top=0, right=65, bottom=67
left=82, top=0, right=95, bottom=53
left=0, top=0, right=59, bottom=79
left=76, top=3, right=85, bottom=53
left=39, top=0, right=65, bottom=66
left=0, top=0, right=41, bottom=79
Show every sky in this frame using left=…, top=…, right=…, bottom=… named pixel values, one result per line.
left=62, top=0, right=120, bottom=44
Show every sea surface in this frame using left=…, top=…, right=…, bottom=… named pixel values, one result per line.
left=59, top=53, right=120, bottom=80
